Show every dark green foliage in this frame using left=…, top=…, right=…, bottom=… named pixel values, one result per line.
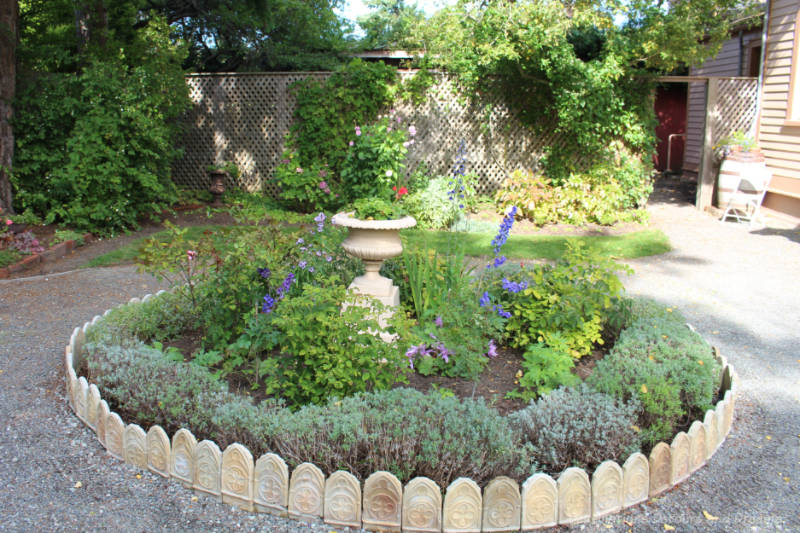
left=286, top=59, right=398, bottom=177
left=512, top=384, right=641, bottom=473
left=589, top=300, right=722, bottom=446
left=12, top=16, right=189, bottom=234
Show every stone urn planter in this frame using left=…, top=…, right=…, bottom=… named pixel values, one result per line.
left=331, top=212, right=416, bottom=308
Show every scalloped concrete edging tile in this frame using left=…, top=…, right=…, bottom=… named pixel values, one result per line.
left=64, top=293, right=739, bottom=532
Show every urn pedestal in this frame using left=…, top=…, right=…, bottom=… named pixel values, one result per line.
left=331, top=213, right=416, bottom=335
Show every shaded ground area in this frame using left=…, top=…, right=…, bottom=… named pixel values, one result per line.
left=1, top=178, right=799, bottom=531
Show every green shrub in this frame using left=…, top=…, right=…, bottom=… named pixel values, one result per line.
left=340, top=114, right=413, bottom=202
left=588, top=300, right=721, bottom=446
left=12, top=17, right=189, bottom=235
left=508, top=339, right=579, bottom=401
left=490, top=243, right=629, bottom=358
left=404, top=174, right=478, bottom=230
left=512, top=384, right=641, bottom=473
left=266, top=388, right=529, bottom=486
left=86, top=291, right=196, bottom=347
left=287, top=59, right=398, bottom=177
left=52, top=229, right=85, bottom=247
left=238, top=284, right=411, bottom=407
left=275, top=152, right=342, bottom=213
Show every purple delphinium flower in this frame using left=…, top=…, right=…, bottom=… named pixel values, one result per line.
left=257, top=267, right=271, bottom=279
left=489, top=256, right=507, bottom=269
left=479, top=291, right=491, bottom=308
left=314, top=212, right=326, bottom=233
left=493, top=304, right=511, bottom=319
left=298, top=260, right=307, bottom=269
left=486, top=206, right=517, bottom=270
left=486, top=339, right=498, bottom=358
left=501, top=277, right=528, bottom=293
left=276, top=273, right=295, bottom=299
left=262, top=294, right=275, bottom=314
left=434, top=315, right=443, bottom=327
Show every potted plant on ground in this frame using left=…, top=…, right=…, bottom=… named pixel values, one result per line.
left=207, top=162, right=239, bottom=205
left=715, top=131, right=769, bottom=209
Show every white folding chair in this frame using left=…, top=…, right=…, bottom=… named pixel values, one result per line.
left=720, top=167, right=773, bottom=228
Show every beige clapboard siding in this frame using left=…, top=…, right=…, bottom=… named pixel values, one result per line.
left=757, top=0, right=800, bottom=206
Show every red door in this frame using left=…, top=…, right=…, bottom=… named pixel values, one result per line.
left=654, top=84, right=687, bottom=172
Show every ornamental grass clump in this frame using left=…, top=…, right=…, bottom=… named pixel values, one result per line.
left=511, top=384, right=641, bottom=473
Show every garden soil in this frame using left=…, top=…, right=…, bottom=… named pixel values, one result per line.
left=1, top=177, right=799, bottom=532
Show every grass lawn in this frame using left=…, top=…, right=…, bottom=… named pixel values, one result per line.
left=402, top=228, right=670, bottom=260
left=84, top=222, right=670, bottom=269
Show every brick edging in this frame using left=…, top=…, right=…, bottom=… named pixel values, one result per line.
left=64, top=293, right=737, bottom=531
left=0, top=233, right=93, bottom=279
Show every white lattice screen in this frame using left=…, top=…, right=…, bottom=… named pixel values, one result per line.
left=173, top=73, right=760, bottom=196
left=711, top=78, right=759, bottom=158
left=173, top=72, right=556, bottom=195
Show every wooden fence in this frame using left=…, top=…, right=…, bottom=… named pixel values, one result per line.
left=172, top=72, right=759, bottom=203
left=173, top=71, right=559, bottom=195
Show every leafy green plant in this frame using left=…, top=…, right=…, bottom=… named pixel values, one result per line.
left=207, top=161, right=240, bottom=179
left=275, top=152, right=342, bottom=213
left=508, top=338, right=578, bottom=401
left=350, top=197, right=405, bottom=220
left=52, top=229, right=85, bottom=247
left=238, top=284, right=411, bottom=407
left=0, top=249, right=22, bottom=268
left=493, top=243, right=630, bottom=358
left=404, top=174, right=478, bottom=230
left=340, top=114, right=413, bottom=202
left=512, top=384, right=641, bottom=472
left=12, top=16, right=189, bottom=235
left=287, top=59, right=398, bottom=177
left=589, top=300, right=722, bottom=446
left=715, top=130, right=757, bottom=153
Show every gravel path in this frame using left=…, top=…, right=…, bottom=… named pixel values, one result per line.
left=1, top=192, right=798, bottom=532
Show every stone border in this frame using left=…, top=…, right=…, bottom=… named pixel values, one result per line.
left=0, top=232, right=93, bottom=279
left=64, top=293, right=738, bottom=531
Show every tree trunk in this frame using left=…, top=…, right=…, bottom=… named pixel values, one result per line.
left=0, top=0, right=17, bottom=214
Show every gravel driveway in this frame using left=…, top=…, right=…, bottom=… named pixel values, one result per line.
left=1, top=192, right=798, bottom=532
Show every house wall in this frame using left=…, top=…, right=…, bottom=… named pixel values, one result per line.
left=757, top=0, right=800, bottom=219
left=685, top=30, right=763, bottom=174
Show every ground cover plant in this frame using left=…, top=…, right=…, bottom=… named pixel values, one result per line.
left=81, top=195, right=720, bottom=486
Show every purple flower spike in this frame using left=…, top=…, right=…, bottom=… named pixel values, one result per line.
left=257, top=267, right=271, bottom=279
left=434, top=316, right=443, bottom=327
left=262, top=294, right=275, bottom=314
left=479, top=292, right=491, bottom=307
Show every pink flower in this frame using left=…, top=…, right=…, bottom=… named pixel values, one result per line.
left=355, top=126, right=361, bottom=136
left=295, top=167, right=303, bottom=173
left=319, top=181, right=328, bottom=189
left=187, top=250, right=198, bottom=261
left=349, top=140, right=354, bottom=146
left=408, top=125, right=417, bottom=137
left=5, top=219, right=11, bottom=226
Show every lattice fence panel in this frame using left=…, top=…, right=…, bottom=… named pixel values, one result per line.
left=173, top=71, right=557, bottom=195
left=711, top=78, right=759, bottom=159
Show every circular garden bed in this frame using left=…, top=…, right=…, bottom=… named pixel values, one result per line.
left=62, top=211, right=737, bottom=531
